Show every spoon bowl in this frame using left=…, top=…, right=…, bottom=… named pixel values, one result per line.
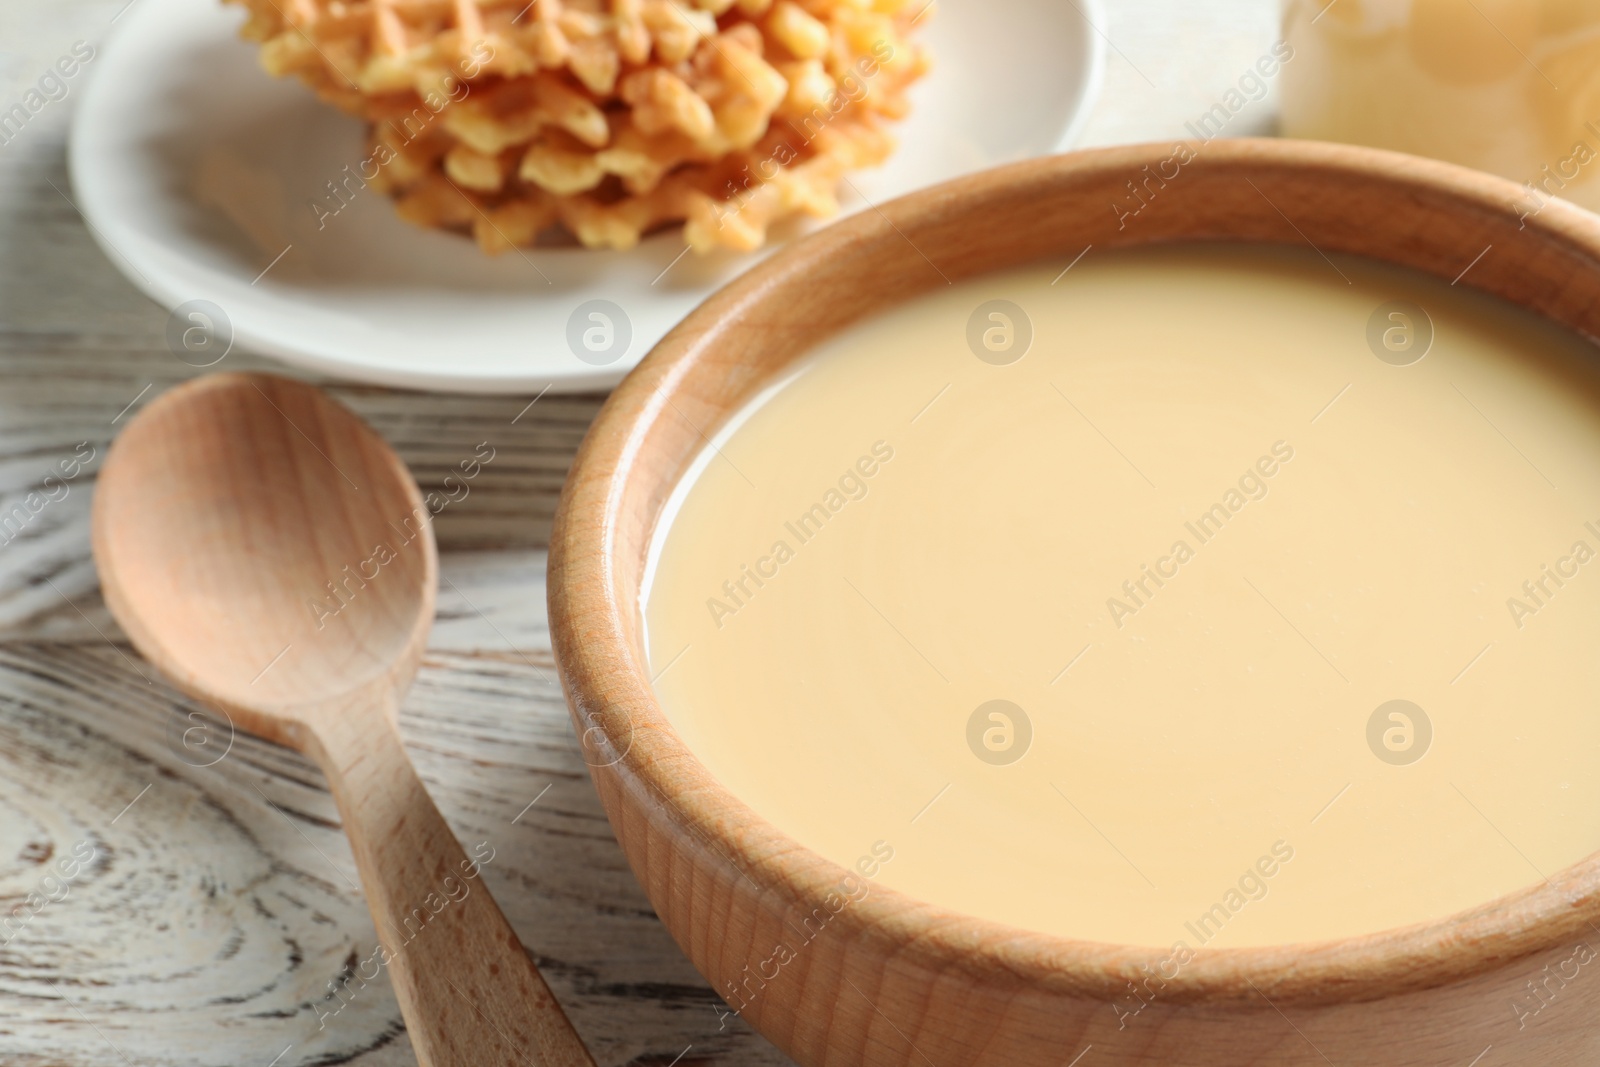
left=93, top=372, right=595, bottom=1067
left=94, top=373, right=433, bottom=735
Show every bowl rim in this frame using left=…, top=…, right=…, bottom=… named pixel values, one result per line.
left=549, top=136, right=1600, bottom=1007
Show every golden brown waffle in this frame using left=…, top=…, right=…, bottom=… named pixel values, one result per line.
left=227, top=0, right=931, bottom=252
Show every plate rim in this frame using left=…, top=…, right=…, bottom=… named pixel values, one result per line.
left=68, top=0, right=1109, bottom=395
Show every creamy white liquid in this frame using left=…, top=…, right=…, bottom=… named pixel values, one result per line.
left=642, top=244, right=1600, bottom=948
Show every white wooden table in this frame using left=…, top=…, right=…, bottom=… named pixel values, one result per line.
left=0, top=2, right=1275, bottom=1063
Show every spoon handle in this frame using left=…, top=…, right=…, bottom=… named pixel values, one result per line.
left=306, top=696, right=596, bottom=1067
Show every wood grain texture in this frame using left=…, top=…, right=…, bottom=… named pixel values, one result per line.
left=0, top=0, right=1305, bottom=1062
left=91, top=372, right=597, bottom=1067
left=0, top=116, right=789, bottom=1067
left=548, top=139, right=1600, bottom=1066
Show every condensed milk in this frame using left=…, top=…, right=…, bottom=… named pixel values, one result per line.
left=642, top=243, right=1600, bottom=949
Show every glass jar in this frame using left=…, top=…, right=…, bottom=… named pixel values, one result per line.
left=1280, top=0, right=1600, bottom=212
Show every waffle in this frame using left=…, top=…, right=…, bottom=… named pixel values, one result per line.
left=227, top=0, right=932, bottom=252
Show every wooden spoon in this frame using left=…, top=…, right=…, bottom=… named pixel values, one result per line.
left=91, top=372, right=596, bottom=1067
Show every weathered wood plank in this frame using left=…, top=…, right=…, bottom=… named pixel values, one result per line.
left=0, top=0, right=1280, bottom=1060
left=0, top=104, right=779, bottom=1067
left=0, top=638, right=791, bottom=1066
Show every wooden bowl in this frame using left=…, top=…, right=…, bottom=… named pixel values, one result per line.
left=548, top=139, right=1600, bottom=1066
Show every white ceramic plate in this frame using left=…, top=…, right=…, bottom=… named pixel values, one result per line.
left=70, top=0, right=1105, bottom=393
